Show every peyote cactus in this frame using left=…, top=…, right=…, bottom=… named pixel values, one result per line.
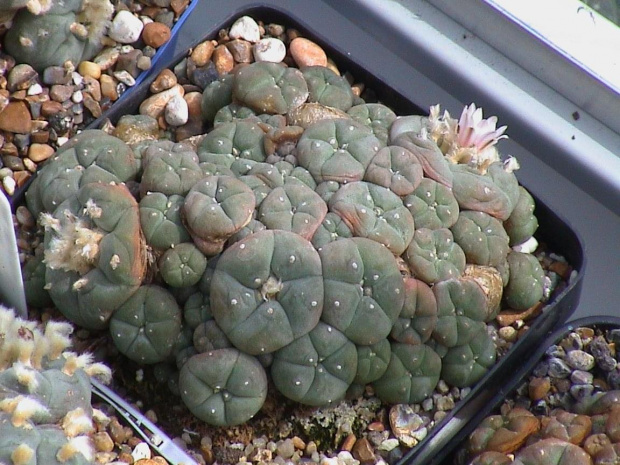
left=21, top=36, right=557, bottom=431
left=3, top=0, right=113, bottom=71
left=0, top=306, right=111, bottom=465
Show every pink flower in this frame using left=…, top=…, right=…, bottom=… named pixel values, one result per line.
left=456, top=103, right=507, bottom=151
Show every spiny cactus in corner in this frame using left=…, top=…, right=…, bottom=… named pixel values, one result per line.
left=0, top=305, right=111, bottom=465
left=3, top=0, right=114, bottom=71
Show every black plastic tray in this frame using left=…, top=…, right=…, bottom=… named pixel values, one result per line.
left=444, top=315, right=620, bottom=465
left=10, top=1, right=587, bottom=463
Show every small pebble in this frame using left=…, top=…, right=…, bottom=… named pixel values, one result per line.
left=78, top=61, right=102, bottom=79
left=228, top=16, right=260, bottom=43
left=528, top=377, right=551, bottom=400
left=289, top=37, right=328, bottom=67
left=190, top=41, right=215, bottom=67
left=165, top=94, right=189, bottom=126
left=547, top=357, right=572, bottom=378
left=142, top=22, right=171, bottom=48
left=27, top=143, right=54, bottom=162
left=570, top=369, right=594, bottom=385
left=109, top=10, right=145, bottom=44
left=253, top=37, right=287, bottom=63
left=566, top=350, right=595, bottom=371
left=213, top=45, right=235, bottom=75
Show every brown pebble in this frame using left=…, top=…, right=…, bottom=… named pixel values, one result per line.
left=99, top=74, right=119, bottom=101
left=40, top=100, right=64, bottom=117
left=226, top=39, right=253, bottom=63
left=108, top=417, right=128, bottom=444
left=142, top=22, right=171, bottom=48
left=170, top=0, right=189, bottom=16
left=554, top=378, right=571, bottom=394
left=117, top=452, right=134, bottom=463
left=0, top=92, right=10, bottom=114
left=83, top=93, right=102, bottom=118
left=352, top=437, right=376, bottom=465
left=0, top=101, right=33, bottom=134
left=13, top=170, right=31, bottom=188
left=7, top=63, right=38, bottom=92
left=200, top=443, right=214, bottom=464
left=83, top=76, right=102, bottom=101
left=49, top=84, right=74, bottom=103
left=528, top=377, right=551, bottom=401
left=367, top=422, right=385, bottom=432
left=191, top=40, right=215, bottom=67
left=93, top=431, right=115, bottom=453
left=289, top=37, right=327, bottom=67
left=213, top=44, right=235, bottom=75
left=127, top=435, right=141, bottom=448
left=341, top=433, right=356, bottom=452
left=27, top=143, right=54, bottom=162
left=548, top=260, right=572, bottom=280
left=150, top=68, right=177, bottom=93
left=292, top=436, right=305, bottom=450
left=576, top=327, right=595, bottom=339
left=496, top=302, right=544, bottom=327
left=139, top=84, right=184, bottom=119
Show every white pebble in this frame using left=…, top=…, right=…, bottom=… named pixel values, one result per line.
left=2, top=176, right=16, bottom=196
left=27, top=83, right=42, bottom=95
left=228, top=15, right=260, bottom=42
left=109, top=10, right=144, bottom=44
left=253, top=38, right=286, bottom=63
left=113, top=70, right=136, bottom=87
left=165, top=94, right=189, bottom=126
left=131, top=442, right=151, bottom=461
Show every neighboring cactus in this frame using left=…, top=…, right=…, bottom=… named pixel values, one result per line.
left=504, top=251, right=546, bottom=310
left=138, top=144, right=203, bottom=198
left=403, top=177, right=460, bottom=230
left=363, top=145, right=424, bottom=196
left=296, top=118, right=383, bottom=184
left=301, top=65, right=355, bottom=111
left=451, top=210, right=510, bottom=268
left=372, top=343, right=442, bottom=404
left=0, top=306, right=111, bottom=465
left=390, top=277, right=438, bottom=346
left=3, top=0, right=113, bottom=72
left=403, top=228, right=466, bottom=285
left=328, top=181, right=415, bottom=255
left=25, top=130, right=138, bottom=219
left=440, top=325, right=496, bottom=387
left=504, top=186, right=539, bottom=246
left=348, top=103, right=398, bottom=144
left=158, top=242, right=207, bottom=288
left=210, top=229, right=323, bottom=355
left=232, top=62, right=309, bottom=115
left=271, top=321, right=357, bottom=406
left=319, top=237, right=404, bottom=345
left=139, top=192, right=190, bottom=250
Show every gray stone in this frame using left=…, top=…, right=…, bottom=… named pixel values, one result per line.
left=565, top=350, right=595, bottom=371
left=228, top=15, right=260, bottom=43
left=570, top=369, right=594, bottom=385
left=547, top=357, right=572, bottom=378
left=109, top=10, right=144, bottom=44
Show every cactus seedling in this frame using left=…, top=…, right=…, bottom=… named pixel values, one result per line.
left=139, top=192, right=190, bottom=250
left=109, top=284, right=182, bottom=364
left=390, top=277, right=438, bottom=346
left=271, top=322, right=357, bottom=407
left=504, top=186, right=539, bottom=247
left=158, top=242, right=208, bottom=288
left=364, top=145, right=424, bottom=196
left=301, top=65, right=355, bottom=111
left=512, top=438, right=592, bottom=465
left=138, top=145, right=203, bottom=198
left=319, top=237, right=404, bottom=345
left=179, top=348, right=268, bottom=427
left=440, top=325, right=496, bottom=387
left=403, top=228, right=466, bottom=285
left=391, top=131, right=453, bottom=188
left=450, top=210, right=510, bottom=268
left=311, top=212, right=353, bottom=249
left=403, top=177, right=460, bottom=230
left=328, top=180, right=415, bottom=255
left=348, top=103, right=398, bottom=144
left=182, top=175, right=256, bottom=256
left=372, top=343, right=442, bottom=404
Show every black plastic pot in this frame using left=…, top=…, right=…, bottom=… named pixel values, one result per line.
left=79, top=2, right=587, bottom=464
left=6, top=1, right=587, bottom=463
left=444, top=315, right=620, bottom=465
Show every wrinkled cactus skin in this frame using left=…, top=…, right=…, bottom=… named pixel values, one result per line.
left=22, top=33, right=554, bottom=430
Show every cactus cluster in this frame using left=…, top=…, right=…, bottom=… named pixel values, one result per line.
left=23, top=58, right=550, bottom=428
left=2, top=0, right=113, bottom=71
left=0, top=305, right=111, bottom=464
